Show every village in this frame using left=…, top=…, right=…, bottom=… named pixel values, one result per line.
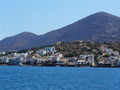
left=0, top=41, right=120, bottom=67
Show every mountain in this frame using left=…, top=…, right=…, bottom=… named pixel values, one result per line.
left=0, top=32, right=39, bottom=51
left=1, top=11, right=120, bottom=51
left=39, top=11, right=120, bottom=43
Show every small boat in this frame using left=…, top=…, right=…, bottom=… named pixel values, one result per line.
left=19, top=62, right=24, bottom=66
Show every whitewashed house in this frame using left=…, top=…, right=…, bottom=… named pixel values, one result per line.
left=25, top=57, right=37, bottom=65
left=54, top=53, right=63, bottom=61
left=0, top=52, right=6, bottom=55
left=44, top=47, right=56, bottom=54
left=78, top=54, right=94, bottom=64
left=113, top=51, right=119, bottom=56
left=8, top=57, right=21, bottom=65
left=36, top=49, right=47, bottom=56
left=77, top=59, right=87, bottom=64
left=0, top=56, right=9, bottom=64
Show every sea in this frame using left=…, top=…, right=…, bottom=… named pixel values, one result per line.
left=0, top=66, right=119, bottom=90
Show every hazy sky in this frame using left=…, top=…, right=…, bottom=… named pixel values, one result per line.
left=0, top=0, right=119, bottom=39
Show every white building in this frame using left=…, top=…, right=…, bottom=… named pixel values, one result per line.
left=78, top=54, right=94, bottom=64
left=113, top=51, right=119, bottom=56
left=54, top=53, right=63, bottom=61
left=44, top=47, right=56, bottom=54
left=0, top=56, right=9, bottom=64
left=36, top=49, right=47, bottom=56
left=8, top=57, right=21, bottom=65
left=0, top=52, right=6, bottom=55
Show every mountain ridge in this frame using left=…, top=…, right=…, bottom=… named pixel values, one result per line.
left=1, top=11, right=120, bottom=51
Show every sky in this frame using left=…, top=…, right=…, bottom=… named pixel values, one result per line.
left=0, top=0, right=120, bottom=39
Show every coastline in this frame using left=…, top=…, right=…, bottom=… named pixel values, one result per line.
left=0, top=64, right=120, bottom=68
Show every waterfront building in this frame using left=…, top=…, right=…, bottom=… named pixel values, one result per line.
left=0, top=56, right=9, bottom=64
left=78, top=54, right=94, bottom=64
left=8, top=57, right=21, bottom=65
left=36, top=49, right=47, bottom=56
left=54, top=53, right=63, bottom=61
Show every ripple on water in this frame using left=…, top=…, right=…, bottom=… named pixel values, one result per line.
left=0, top=66, right=119, bottom=90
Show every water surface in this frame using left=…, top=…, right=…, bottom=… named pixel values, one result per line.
left=0, top=66, right=119, bottom=90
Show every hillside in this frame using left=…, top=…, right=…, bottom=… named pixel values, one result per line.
left=1, top=11, right=120, bottom=51
left=0, top=32, right=39, bottom=51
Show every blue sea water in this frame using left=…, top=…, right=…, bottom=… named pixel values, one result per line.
left=0, top=66, right=120, bottom=90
